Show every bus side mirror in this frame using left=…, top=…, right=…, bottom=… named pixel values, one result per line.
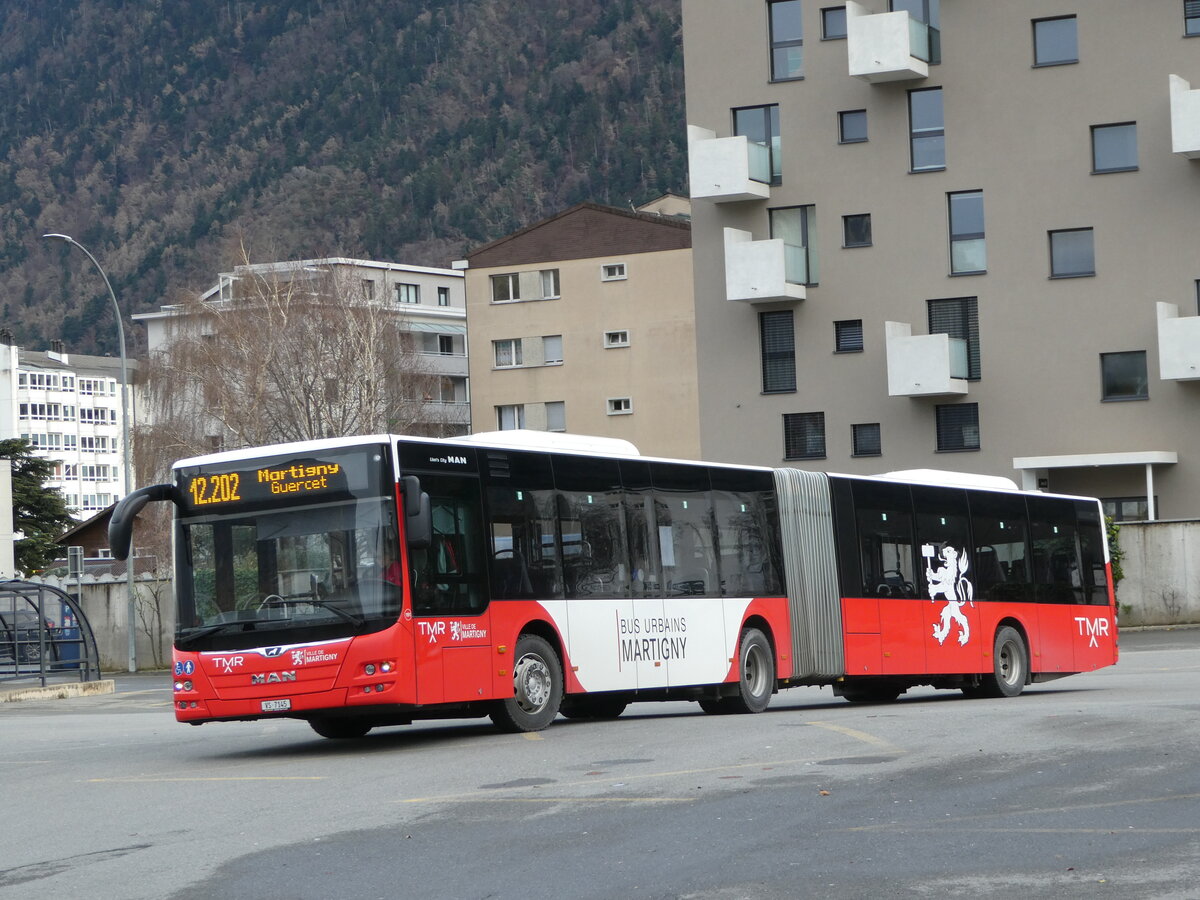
left=400, top=476, right=432, bottom=550
left=108, top=483, right=177, bottom=561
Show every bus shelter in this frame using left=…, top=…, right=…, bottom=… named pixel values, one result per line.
left=0, top=580, right=102, bottom=686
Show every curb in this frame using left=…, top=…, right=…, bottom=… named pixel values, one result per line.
left=0, top=679, right=116, bottom=703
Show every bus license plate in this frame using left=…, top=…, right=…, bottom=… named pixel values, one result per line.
left=261, top=699, right=291, bottom=712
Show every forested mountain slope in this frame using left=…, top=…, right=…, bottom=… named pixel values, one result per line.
left=0, top=0, right=685, bottom=353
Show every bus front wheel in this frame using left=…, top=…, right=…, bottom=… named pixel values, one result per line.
left=490, top=633, right=563, bottom=733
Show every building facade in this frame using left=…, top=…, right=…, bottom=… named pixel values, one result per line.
left=135, top=257, right=471, bottom=443
left=0, top=339, right=132, bottom=519
left=462, top=201, right=702, bottom=460
left=683, top=0, right=1200, bottom=519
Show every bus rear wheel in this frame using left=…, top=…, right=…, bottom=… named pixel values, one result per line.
left=723, top=627, right=774, bottom=714
left=308, top=717, right=373, bottom=739
left=490, top=633, right=563, bottom=733
left=966, top=626, right=1028, bottom=698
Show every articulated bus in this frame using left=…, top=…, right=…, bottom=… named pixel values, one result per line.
left=109, top=431, right=1117, bottom=739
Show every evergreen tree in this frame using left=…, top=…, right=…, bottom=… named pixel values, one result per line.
left=1, top=439, right=75, bottom=575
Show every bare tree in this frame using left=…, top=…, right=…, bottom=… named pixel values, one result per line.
left=138, top=255, right=456, bottom=487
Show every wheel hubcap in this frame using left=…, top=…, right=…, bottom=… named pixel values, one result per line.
left=514, top=653, right=550, bottom=713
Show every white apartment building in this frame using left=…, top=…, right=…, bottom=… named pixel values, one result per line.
left=135, top=258, right=471, bottom=441
left=0, top=337, right=132, bottom=519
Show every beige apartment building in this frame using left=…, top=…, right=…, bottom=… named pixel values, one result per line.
left=462, top=201, right=701, bottom=459
left=682, top=0, right=1200, bottom=519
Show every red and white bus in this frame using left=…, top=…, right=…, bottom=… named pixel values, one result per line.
left=109, top=431, right=1117, bottom=739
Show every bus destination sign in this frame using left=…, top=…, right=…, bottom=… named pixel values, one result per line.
left=182, top=459, right=349, bottom=510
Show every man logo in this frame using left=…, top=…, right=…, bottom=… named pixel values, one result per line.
left=263, top=646, right=285, bottom=657
left=251, top=671, right=297, bottom=684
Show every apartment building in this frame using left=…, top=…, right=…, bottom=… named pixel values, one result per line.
left=461, top=201, right=701, bottom=459
left=682, top=0, right=1200, bottom=519
left=135, top=257, right=470, bottom=442
left=0, top=336, right=133, bottom=519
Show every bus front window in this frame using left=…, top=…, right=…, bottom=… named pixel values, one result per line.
left=177, top=499, right=400, bottom=646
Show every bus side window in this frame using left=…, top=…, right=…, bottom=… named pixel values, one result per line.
left=711, top=467, right=782, bottom=597
left=851, top=481, right=916, bottom=598
left=551, top=456, right=630, bottom=599
left=487, top=486, right=561, bottom=600
left=913, top=486, right=971, bottom=601
left=1027, top=496, right=1082, bottom=604
left=1075, top=501, right=1110, bottom=605
left=967, top=491, right=1032, bottom=603
left=621, top=460, right=661, bottom=598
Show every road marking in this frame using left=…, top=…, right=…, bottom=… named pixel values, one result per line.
left=412, top=796, right=693, bottom=805
left=521, top=732, right=544, bottom=741
left=89, top=776, right=327, bottom=783
left=804, top=720, right=904, bottom=754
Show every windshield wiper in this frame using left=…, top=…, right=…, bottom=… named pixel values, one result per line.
left=175, top=620, right=260, bottom=648
left=259, top=594, right=364, bottom=627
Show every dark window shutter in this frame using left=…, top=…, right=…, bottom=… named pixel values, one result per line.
left=760, top=311, right=796, bottom=392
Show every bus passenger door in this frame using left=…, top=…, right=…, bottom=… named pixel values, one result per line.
left=409, top=479, right=494, bottom=705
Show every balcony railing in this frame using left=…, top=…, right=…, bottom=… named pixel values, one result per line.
left=846, top=0, right=930, bottom=83
left=1157, top=302, right=1200, bottom=380
left=1169, top=74, right=1200, bottom=159
left=687, top=126, right=771, bottom=203
left=885, top=322, right=969, bottom=397
left=723, top=229, right=806, bottom=303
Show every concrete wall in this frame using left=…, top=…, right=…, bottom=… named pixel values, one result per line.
left=1115, top=520, right=1200, bottom=626
left=32, top=573, right=175, bottom=672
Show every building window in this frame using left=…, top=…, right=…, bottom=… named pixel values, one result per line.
left=604, top=330, right=630, bottom=348
left=395, top=283, right=420, bottom=304
left=362, top=279, right=375, bottom=300
left=600, top=263, right=626, bottom=282
left=541, top=269, right=561, bottom=297
left=852, top=423, right=882, bottom=457
left=908, top=87, right=945, bottom=172
left=438, top=335, right=454, bottom=356
left=935, top=403, right=980, bottom=452
left=1049, top=228, right=1095, bottom=278
left=1101, top=496, right=1154, bottom=521
left=735, top=104, right=782, bottom=185
left=607, top=397, right=633, bottom=416
left=493, top=339, right=523, bottom=368
left=1100, top=351, right=1149, bottom=401
left=1091, top=123, right=1138, bottom=173
left=835, top=319, right=864, bottom=352
left=770, top=205, right=818, bottom=284
left=437, top=286, right=451, bottom=307
left=838, top=109, right=867, bottom=144
left=545, top=401, right=566, bottom=432
left=821, top=6, right=847, bottom=40
left=769, top=0, right=804, bottom=80
left=543, top=334, right=563, bottom=365
left=890, top=0, right=940, bottom=63
left=490, top=273, right=520, bottom=303
left=928, top=296, right=980, bottom=380
left=760, top=311, right=797, bottom=393
left=1033, top=16, right=1077, bottom=66
left=1189, top=0, right=1200, bottom=36
left=948, top=190, right=986, bottom=274
left=1195, top=279, right=1200, bottom=315
left=783, top=412, right=826, bottom=460
left=842, top=213, right=872, bottom=248
left=497, top=405, right=525, bottom=430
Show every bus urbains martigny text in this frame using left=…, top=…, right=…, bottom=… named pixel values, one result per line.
left=108, top=431, right=1117, bottom=740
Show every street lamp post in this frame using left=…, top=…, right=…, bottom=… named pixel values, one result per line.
left=43, top=233, right=137, bottom=673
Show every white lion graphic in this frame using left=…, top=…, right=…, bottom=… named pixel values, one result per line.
left=926, top=545, right=974, bottom=646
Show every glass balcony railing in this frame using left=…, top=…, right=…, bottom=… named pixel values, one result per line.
left=908, top=17, right=930, bottom=62
left=783, top=243, right=808, bottom=285
left=746, top=141, right=771, bottom=184
left=948, top=337, right=969, bottom=380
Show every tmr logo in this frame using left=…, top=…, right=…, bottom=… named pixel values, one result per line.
left=418, top=621, right=447, bottom=644
left=1075, top=616, right=1111, bottom=648
left=251, top=671, right=297, bottom=684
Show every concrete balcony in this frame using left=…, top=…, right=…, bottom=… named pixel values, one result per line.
left=687, top=126, right=771, bottom=203
left=1169, top=75, right=1200, bottom=159
left=1157, top=302, right=1200, bottom=380
left=723, top=229, right=806, bottom=304
left=845, top=1, right=929, bottom=83
left=885, top=322, right=968, bottom=397
left=418, top=351, right=469, bottom=378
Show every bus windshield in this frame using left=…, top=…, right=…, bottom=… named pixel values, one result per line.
left=175, top=497, right=401, bottom=649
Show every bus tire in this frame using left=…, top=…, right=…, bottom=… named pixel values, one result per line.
left=981, top=626, right=1028, bottom=698
left=560, top=695, right=627, bottom=720
left=490, top=633, right=563, bottom=733
left=724, top=627, right=774, bottom=714
left=309, top=717, right=373, bottom=739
